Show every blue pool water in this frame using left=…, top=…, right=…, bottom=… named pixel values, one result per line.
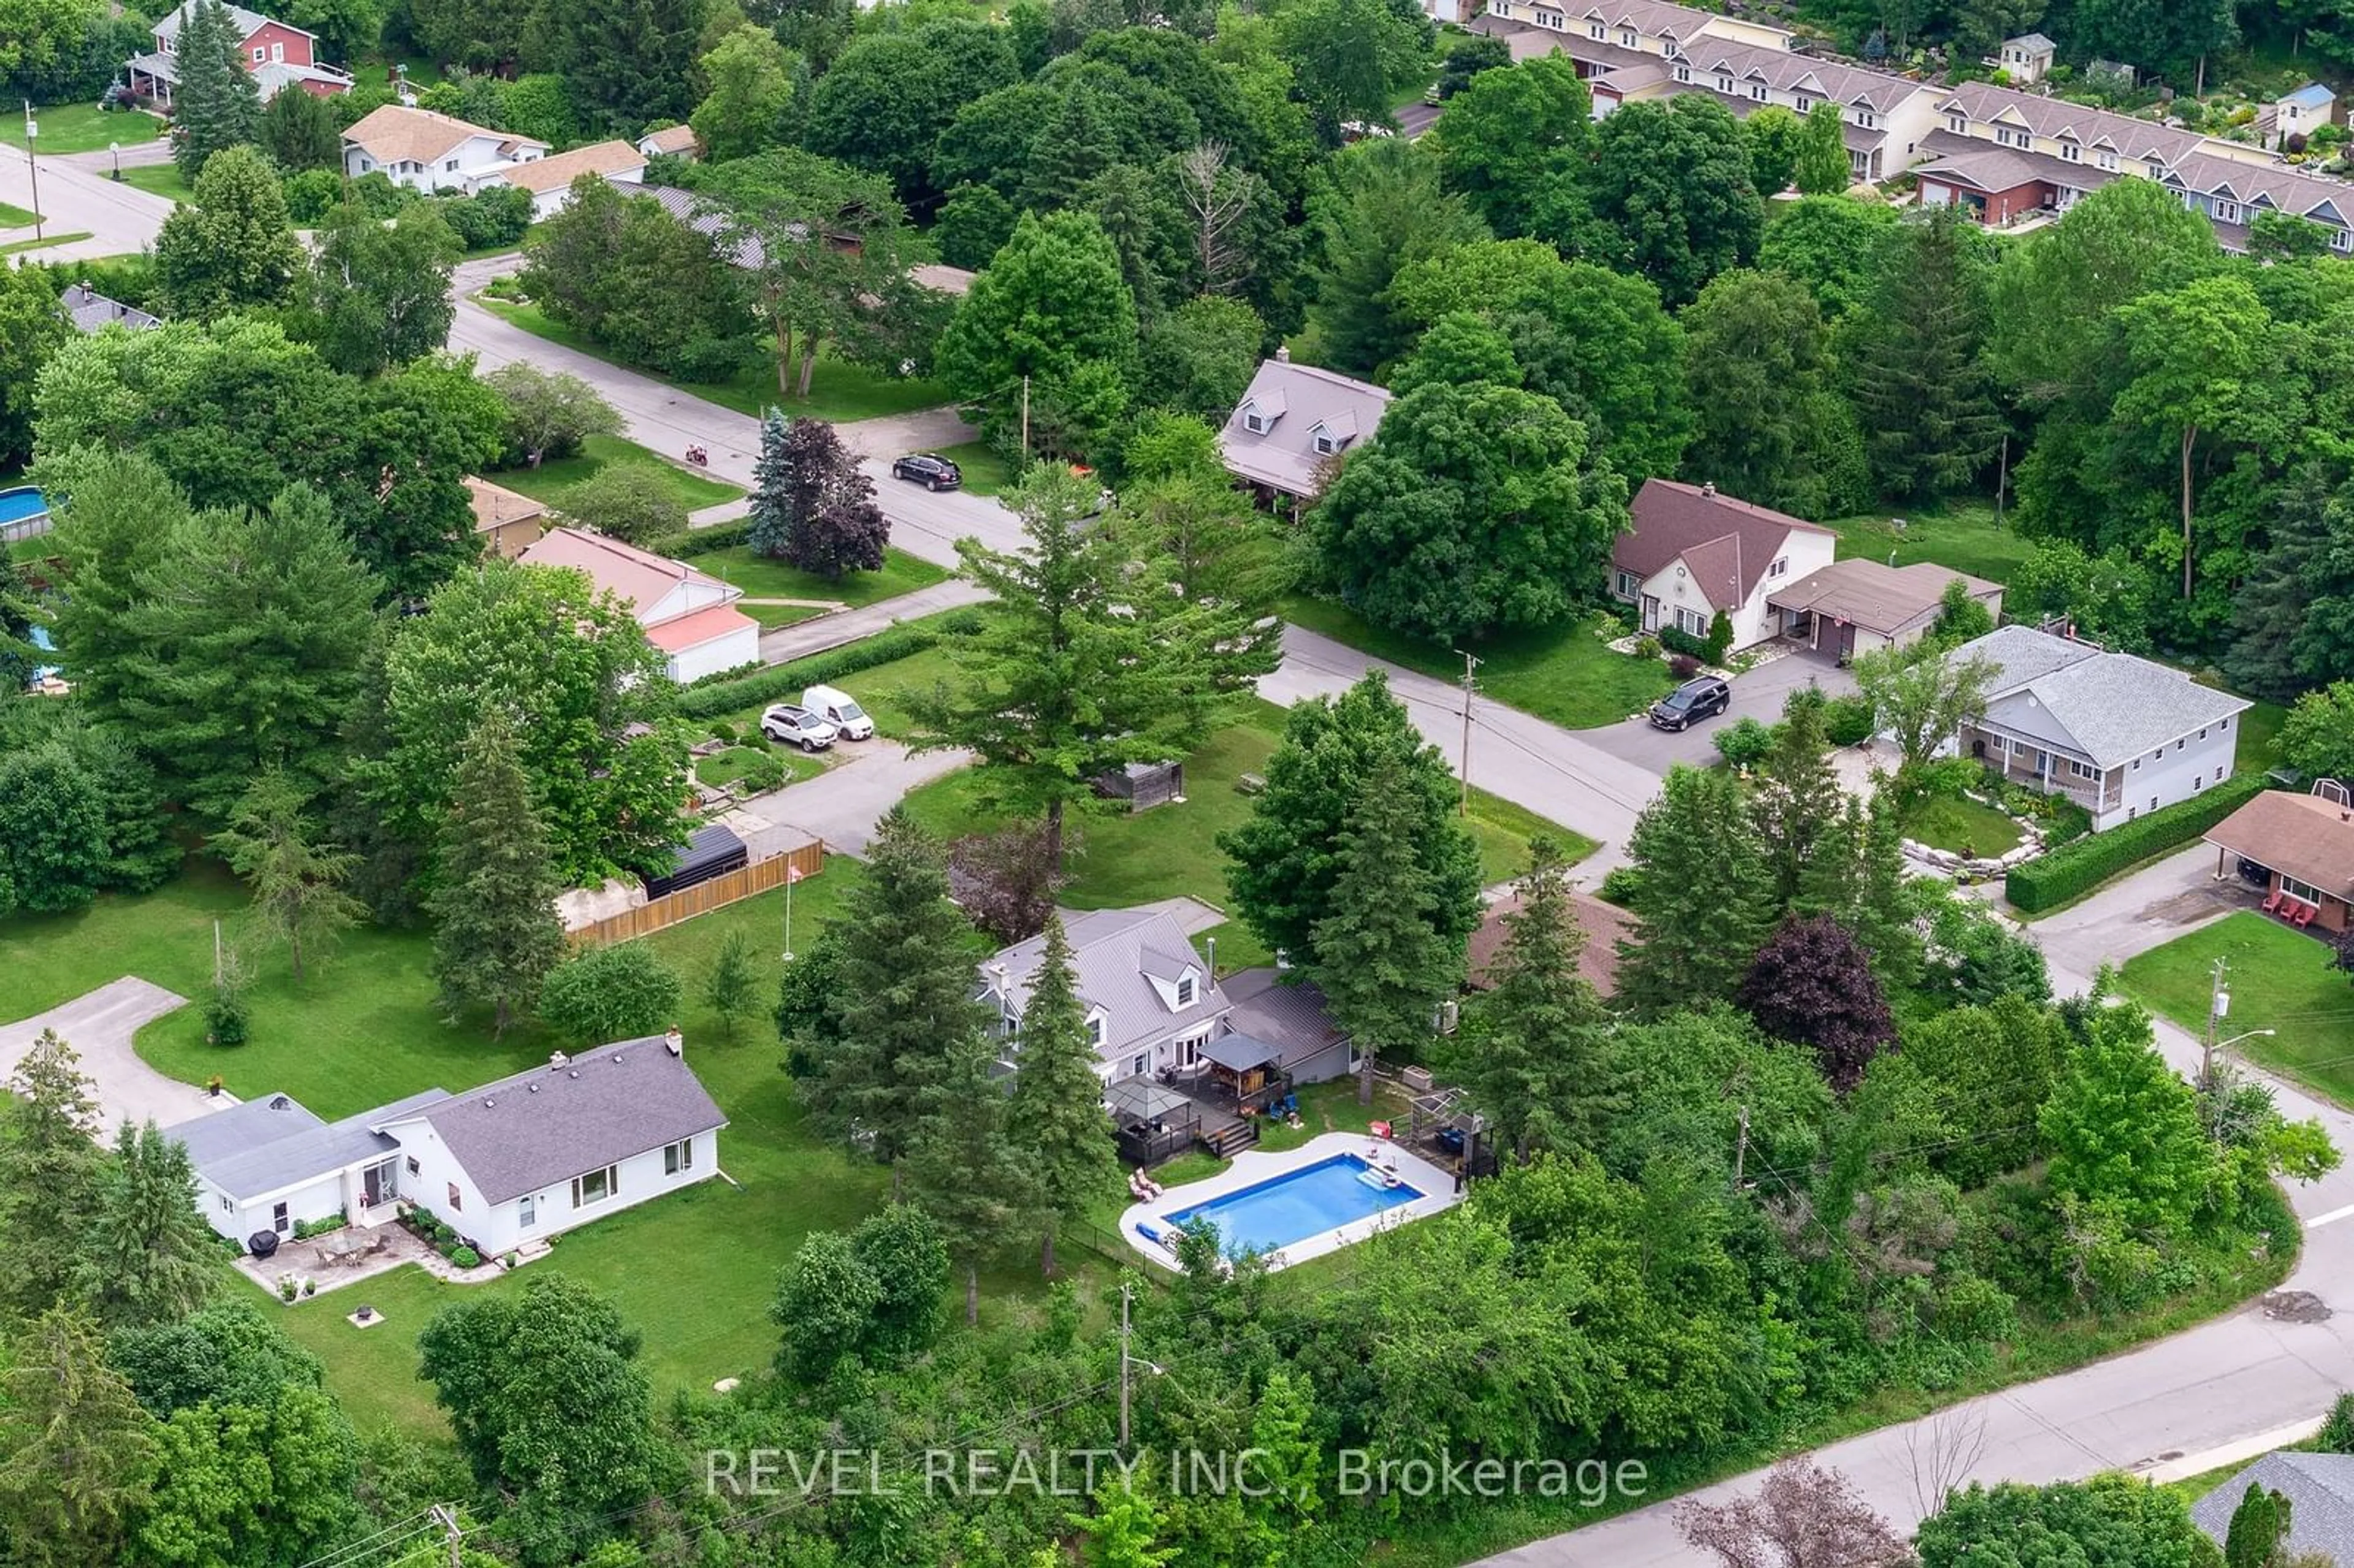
left=1162, top=1154, right=1423, bottom=1257
left=0, top=487, right=49, bottom=527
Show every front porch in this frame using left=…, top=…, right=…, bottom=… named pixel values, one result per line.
left=1962, top=724, right=2123, bottom=816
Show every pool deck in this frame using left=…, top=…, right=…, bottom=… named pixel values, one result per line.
left=1119, top=1130, right=1463, bottom=1274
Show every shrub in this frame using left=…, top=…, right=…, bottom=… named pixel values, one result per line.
left=2005, top=775, right=2266, bottom=913
left=1823, top=695, right=1876, bottom=747
left=676, top=623, right=949, bottom=718
left=738, top=750, right=788, bottom=793
left=449, top=1246, right=481, bottom=1269
left=1633, top=634, right=1660, bottom=658
left=1713, top=717, right=1775, bottom=769
left=666, top=520, right=752, bottom=558
left=1666, top=652, right=1701, bottom=680
left=707, top=719, right=737, bottom=744
left=2320, top=1391, right=2354, bottom=1454
left=1659, top=625, right=1711, bottom=662
left=204, top=987, right=249, bottom=1047
left=278, top=1276, right=299, bottom=1301
left=1596, top=865, right=1643, bottom=905
left=1705, top=609, right=1735, bottom=664
left=539, top=941, right=684, bottom=1042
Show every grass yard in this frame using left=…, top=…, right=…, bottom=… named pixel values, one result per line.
left=692, top=544, right=948, bottom=609
left=2234, top=696, right=2289, bottom=775
left=896, top=699, right=1601, bottom=924
left=121, top=161, right=196, bottom=205
left=694, top=744, right=825, bottom=791
left=1279, top=596, right=1674, bottom=732
left=1818, top=498, right=2037, bottom=585
left=0, top=201, right=38, bottom=228
left=932, top=440, right=1014, bottom=497
left=0, top=230, right=91, bottom=256
left=2120, top=912, right=2354, bottom=1107
left=1903, top=793, right=2025, bottom=858
left=745, top=602, right=829, bottom=630
left=476, top=296, right=953, bottom=424
left=1, top=102, right=169, bottom=154
left=488, top=435, right=742, bottom=513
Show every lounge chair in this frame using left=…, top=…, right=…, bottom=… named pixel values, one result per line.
left=2294, top=900, right=2318, bottom=928
left=2261, top=888, right=2285, bottom=915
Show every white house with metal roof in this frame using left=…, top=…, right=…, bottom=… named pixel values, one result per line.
left=1947, top=625, right=2251, bottom=831
left=175, top=1032, right=728, bottom=1258
left=980, top=908, right=1234, bottom=1086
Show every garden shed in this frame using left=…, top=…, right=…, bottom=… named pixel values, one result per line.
left=1093, top=760, right=1185, bottom=812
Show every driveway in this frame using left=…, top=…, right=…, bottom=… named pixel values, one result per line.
left=724, top=739, right=971, bottom=858
left=1575, top=650, right=1857, bottom=773
left=0, top=978, right=218, bottom=1133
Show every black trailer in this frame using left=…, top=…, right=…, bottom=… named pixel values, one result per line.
left=642, top=823, right=748, bottom=900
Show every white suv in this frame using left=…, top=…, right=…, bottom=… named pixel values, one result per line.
left=760, top=704, right=839, bottom=752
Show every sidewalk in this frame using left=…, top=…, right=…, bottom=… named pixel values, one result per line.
left=757, top=579, right=989, bottom=665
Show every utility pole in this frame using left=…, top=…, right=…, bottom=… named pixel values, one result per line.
left=1453, top=649, right=1480, bottom=818
left=429, top=1503, right=463, bottom=1568
left=1019, top=375, right=1030, bottom=460
left=1116, top=1281, right=1133, bottom=1449
left=1732, top=1103, right=1750, bottom=1192
left=21, top=102, right=42, bottom=243
left=2201, top=956, right=2229, bottom=1089
left=1994, top=434, right=2009, bottom=528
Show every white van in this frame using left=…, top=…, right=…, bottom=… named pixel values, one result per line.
left=801, top=685, right=874, bottom=740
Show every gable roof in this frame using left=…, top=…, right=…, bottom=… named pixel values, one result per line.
left=2204, top=790, right=2354, bottom=901
left=463, top=475, right=547, bottom=533
left=643, top=601, right=757, bottom=653
left=518, top=526, right=738, bottom=624
left=1611, top=478, right=1832, bottom=611
left=2193, top=1452, right=2354, bottom=1562
left=341, top=103, right=547, bottom=166
left=1937, top=81, right=2206, bottom=166
left=2283, top=82, right=2337, bottom=110
left=983, top=908, right=1229, bottom=1062
left=1766, top=558, right=2000, bottom=637
left=2004, top=31, right=2055, bottom=53
left=1217, top=359, right=1392, bottom=499
left=1465, top=891, right=1632, bottom=995
left=638, top=123, right=701, bottom=156
left=155, top=0, right=302, bottom=43
left=494, top=139, right=645, bottom=194
left=392, top=1035, right=726, bottom=1206
left=1672, top=35, right=1932, bottom=114
left=1916, top=140, right=2117, bottom=196
left=177, top=1089, right=452, bottom=1202
left=58, top=283, right=159, bottom=333
left=1954, top=625, right=2253, bottom=766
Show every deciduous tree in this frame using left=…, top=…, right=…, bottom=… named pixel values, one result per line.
left=0, top=741, right=110, bottom=916
left=2040, top=992, right=2212, bottom=1239
left=935, top=210, right=1139, bottom=459
left=1739, top=914, right=1896, bottom=1094
left=1852, top=638, right=1997, bottom=787
left=0, top=261, right=67, bottom=468
left=1919, top=1476, right=2222, bottom=1568
left=703, top=930, right=763, bottom=1042
left=1428, top=55, right=1589, bottom=242
left=1793, top=100, right=1852, bottom=195
left=536, top=942, right=682, bottom=1044
left=1587, top=94, right=1760, bottom=307
left=427, top=712, right=564, bottom=1037
left=778, top=416, right=887, bottom=580
left=557, top=462, right=687, bottom=546
left=1273, top=0, right=1430, bottom=137
left=1678, top=1458, right=1911, bottom=1568
left=153, top=145, right=302, bottom=321
left=1743, top=104, right=1805, bottom=195
left=1681, top=267, right=1861, bottom=519
left=1005, top=918, right=1123, bottom=1276
left=800, top=19, right=1019, bottom=208
left=484, top=363, right=622, bottom=468
left=301, top=201, right=460, bottom=376
left=132, top=1385, right=359, bottom=1568
left=691, top=25, right=798, bottom=161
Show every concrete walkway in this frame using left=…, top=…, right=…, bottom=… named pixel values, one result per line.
left=0, top=978, right=216, bottom=1133
left=758, top=579, right=990, bottom=664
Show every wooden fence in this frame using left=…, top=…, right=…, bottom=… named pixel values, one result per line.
left=571, top=842, right=825, bottom=947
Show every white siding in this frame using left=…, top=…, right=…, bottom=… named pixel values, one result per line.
left=2103, top=723, right=2239, bottom=830
left=1634, top=527, right=1833, bottom=653
left=202, top=1171, right=344, bottom=1245
left=481, top=1132, right=723, bottom=1255
left=375, top=1115, right=496, bottom=1249
left=663, top=620, right=760, bottom=683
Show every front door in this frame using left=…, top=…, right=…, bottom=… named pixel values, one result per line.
left=519, top=1195, right=537, bottom=1230
left=1640, top=595, right=1661, bottom=632
left=361, top=1159, right=397, bottom=1208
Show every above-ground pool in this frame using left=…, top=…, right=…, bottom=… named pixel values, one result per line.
left=0, top=486, right=50, bottom=530
left=1162, top=1154, right=1424, bottom=1257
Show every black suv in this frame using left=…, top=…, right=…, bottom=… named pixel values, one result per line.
left=890, top=453, right=961, bottom=491
left=1648, top=676, right=1731, bottom=731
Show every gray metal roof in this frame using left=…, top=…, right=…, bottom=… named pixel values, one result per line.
left=154, top=0, right=295, bottom=42
left=1222, top=969, right=1345, bottom=1065
left=1956, top=626, right=2252, bottom=768
left=394, top=1035, right=726, bottom=1206
left=2193, top=1452, right=2354, bottom=1562
left=1199, top=1033, right=1281, bottom=1072
left=178, top=1090, right=452, bottom=1202
left=983, top=908, right=1229, bottom=1060
left=1217, top=359, right=1390, bottom=500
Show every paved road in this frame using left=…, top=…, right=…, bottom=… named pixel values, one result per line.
left=1481, top=845, right=2354, bottom=1564
left=1576, top=652, right=1859, bottom=774
left=0, top=978, right=216, bottom=1133
left=0, top=140, right=177, bottom=265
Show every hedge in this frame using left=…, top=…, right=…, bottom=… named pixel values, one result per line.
left=2004, top=773, right=2265, bottom=913
left=665, top=521, right=751, bottom=558
left=675, top=623, right=948, bottom=720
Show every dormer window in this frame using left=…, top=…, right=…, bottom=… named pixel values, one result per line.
left=1947, top=113, right=1968, bottom=134
left=1087, top=1015, right=1105, bottom=1048
left=1794, top=95, right=1814, bottom=113
left=1856, top=110, right=1876, bottom=129
left=1748, top=81, right=1766, bottom=101
left=2060, top=141, right=2079, bottom=161
left=1717, top=73, right=1734, bottom=93
left=1674, top=63, right=1691, bottom=82
left=1241, top=409, right=1269, bottom=435
left=1588, top=20, right=1604, bottom=38
left=1176, top=975, right=1196, bottom=1007
left=1619, top=28, right=1634, bottom=45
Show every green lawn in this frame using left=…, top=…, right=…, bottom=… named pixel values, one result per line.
left=1279, top=596, right=1674, bottom=732
left=0, top=200, right=37, bottom=228
left=896, top=699, right=1599, bottom=923
left=745, top=601, right=829, bottom=630
left=0, top=230, right=90, bottom=257
left=932, top=440, right=1014, bottom=497
left=121, top=161, right=196, bottom=205
left=693, top=744, right=826, bottom=790
left=2235, top=696, right=2290, bottom=775
left=1, top=102, right=169, bottom=154
left=1904, top=794, right=2025, bottom=858
left=487, top=434, right=742, bottom=513
left=1817, top=498, right=2037, bottom=585
left=692, top=544, right=948, bottom=609
left=2120, top=912, right=2354, bottom=1106
left=476, top=296, right=953, bottom=424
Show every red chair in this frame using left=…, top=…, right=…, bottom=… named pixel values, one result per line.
left=2262, top=888, right=2285, bottom=915
left=2294, top=900, right=2318, bottom=929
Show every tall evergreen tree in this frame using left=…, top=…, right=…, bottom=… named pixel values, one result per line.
left=1303, top=137, right=1487, bottom=379
left=77, top=1122, right=216, bottom=1330
left=2226, top=468, right=2354, bottom=702
left=1617, top=764, right=1774, bottom=1016
left=745, top=408, right=794, bottom=558
left=539, top=0, right=706, bottom=132
left=257, top=79, right=340, bottom=170
left=1309, top=752, right=1466, bottom=1105
left=170, top=0, right=262, bottom=181
left=0, top=1309, right=158, bottom=1568
left=1440, top=838, right=1617, bottom=1161
left=0, top=1030, right=105, bottom=1325
left=1004, top=916, right=1123, bottom=1277
left=1846, top=209, right=2003, bottom=501
left=210, top=769, right=365, bottom=981
left=1751, top=687, right=1842, bottom=912
left=908, top=1035, right=1026, bottom=1323
left=807, top=809, right=994, bottom=1190
left=426, top=712, right=565, bottom=1037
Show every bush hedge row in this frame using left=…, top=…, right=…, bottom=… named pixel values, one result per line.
left=675, top=623, right=948, bottom=720
left=665, top=522, right=752, bottom=558
left=2005, top=772, right=2265, bottom=913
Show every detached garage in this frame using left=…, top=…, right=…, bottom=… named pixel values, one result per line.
left=1766, top=558, right=2003, bottom=663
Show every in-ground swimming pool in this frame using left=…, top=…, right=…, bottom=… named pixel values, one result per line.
left=1162, top=1154, right=1423, bottom=1257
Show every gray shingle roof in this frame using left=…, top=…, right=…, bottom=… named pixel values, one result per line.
left=1766, top=558, right=2000, bottom=637
left=2193, top=1452, right=2354, bottom=1562
left=177, top=1090, right=452, bottom=1202
left=1954, top=625, right=2253, bottom=767
left=394, top=1036, right=726, bottom=1205
left=154, top=0, right=288, bottom=42
left=983, top=908, right=1228, bottom=1062
left=1217, top=359, right=1391, bottom=500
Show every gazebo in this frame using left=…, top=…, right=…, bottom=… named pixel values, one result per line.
left=1198, top=1033, right=1290, bottom=1114
left=1107, top=1079, right=1198, bottom=1166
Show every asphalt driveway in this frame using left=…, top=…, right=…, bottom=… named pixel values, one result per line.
left=1575, top=650, right=1857, bottom=772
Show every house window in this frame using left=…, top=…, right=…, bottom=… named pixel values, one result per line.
left=1674, top=64, right=1691, bottom=83
left=1857, top=111, right=1876, bottom=130
left=272, top=1202, right=289, bottom=1233
left=1241, top=411, right=1267, bottom=434
left=2151, top=796, right=2159, bottom=812
left=1675, top=606, right=1707, bottom=636
left=1588, top=21, right=1604, bottom=37
left=1620, top=28, right=1634, bottom=45
left=2098, top=151, right=2117, bottom=171
left=2222, top=716, right=2233, bottom=731
left=1087, top=1016, right=1105, bottom=1048
left=1769, top=557, right=1788, bottom=578
left=1794, top=95, right=1814, bottom=113
left=220, top=1195, right=234, bottom=1212
left=664, top=1138, right=694, bottom=1175
left=1131, top=1052, right=1150, bottom=1078
left=2200, top=726, right=2208, bottom=740
left=252, top=44, right=264, bottom=59
left=2219, top=761, right=2231, bottom=781
left=2284, top=874, right=2324, bottom=904
left=406, top=1155, right=420, bottom=1176
left=2150, top=161, right=2169, bottom=179
left=1717, top=74, right=1734, bottom=93
left=571, top=1165, right=617, bottom=1207
left=2177, top=739, right=2185, bottom=751
left=1312, top=431, right=1341, bottom=455
left=1948, top=113, right=1968, bottom=134
left=2068, top=760, right=2097, bottom=780
left=444, top=158, right=458, bottom=172
left=447, top=1182, right=462, bottom=1212
left=2195, top=774, right=2203, bottom=790
left=2217, top=201, right=2240, bottom=223
left=2061, top=141, right=2079, bottom=161
left=1176, top=975, right=1197, bottom=1007
left=1614, top=569, right=1641, bottom=599
left=270, top=40, right=283, bottom=60
left=1749, top=82, right=1767, bottom=101
left=2133, top=758, right=2141, bottom=771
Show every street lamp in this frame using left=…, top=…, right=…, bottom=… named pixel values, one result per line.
left=2217, top=1028, right=2278, bottom=1052
left=109, top=140, right=121, bottom=181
